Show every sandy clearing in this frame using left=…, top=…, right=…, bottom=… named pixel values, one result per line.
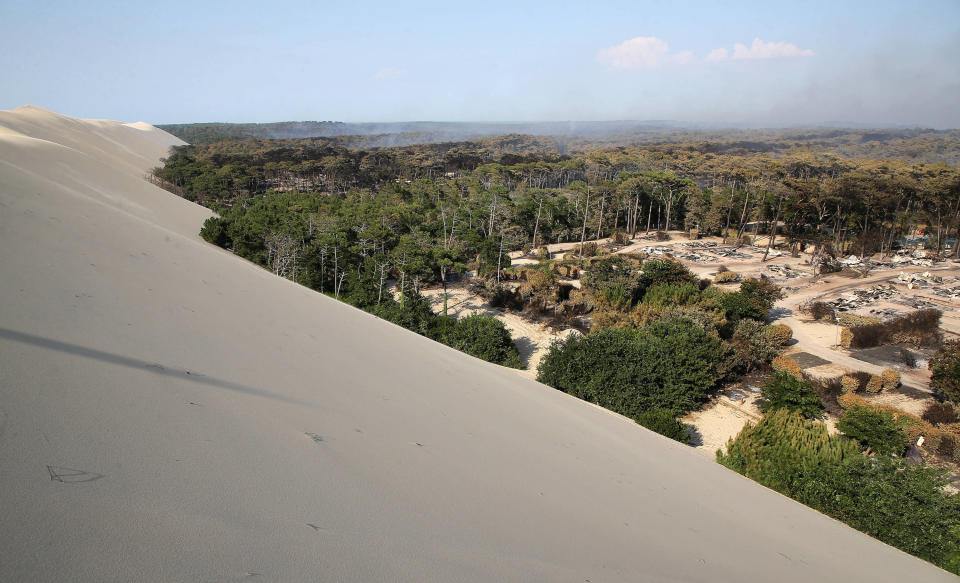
left=0, top=107, right=954, bottom=582
left=684, top=394, right=763, bottom=456
left=420, top=284, right=574, bottom=378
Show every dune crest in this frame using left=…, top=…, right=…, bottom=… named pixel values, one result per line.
left=0, top=107, right=952, bottom=582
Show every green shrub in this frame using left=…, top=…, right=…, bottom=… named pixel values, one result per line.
left=370, top=292, right=441, bottom=337
left=931, top=340, right=960, bottom=404
left=636, top=409, right=689, bottom=444
left=641, top=282, right=702, bottom=307
left=720, top=409, right=960, bottom=573
left=731, top=320, right=780, bottom=372
left=759, top=372, right=825, bottom=418
left=441, top=313, right=523, bottom=368
left=640, top=258, right=697, bottom=288
left=836, top=406, right=909, bottom=455
left=537, top=317, right=725, bottom=418
left=582, top=256, right=643, bottom=308
left=793, top=457, right=960, bottom=572
left=717, top=408, right=857, bottom=496
left=739, top=277, right=784, bottom=318
left=199, top=216, right=229, bottom=246
left=719, top=290, right=766, bottom=324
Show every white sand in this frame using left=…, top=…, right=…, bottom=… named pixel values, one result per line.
left=0, top=106, right=953, bottom=582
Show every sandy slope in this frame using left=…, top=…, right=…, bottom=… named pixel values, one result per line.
left=0, top=107, right=953, bottom=582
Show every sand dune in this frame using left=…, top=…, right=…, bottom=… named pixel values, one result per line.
left=0, top=107, right=952, bottom=582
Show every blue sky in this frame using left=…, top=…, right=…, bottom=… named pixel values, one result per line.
left=1, top=0, right=958, bottom=126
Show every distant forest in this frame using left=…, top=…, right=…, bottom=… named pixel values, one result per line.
left=158, top=121, right=960, bottom=165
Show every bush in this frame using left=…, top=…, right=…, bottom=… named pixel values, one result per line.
left=582, top=256, right=644, bottom=309
left=441, top=313, right=523, bottom=368
left=922, top=401, right=960, bottom=425
left=864, top=374, right=884, bottom=394
left=731, top=320, right=781, bottom=372
left=930, top=340, right=960, bottom=404
left=901, top=348, right=917, bottom=368
left=721, top=407, right=960, bottom=572
left=837, top=313, right=880, bottom=327
left=537, top=317, right=725, bottom=418
left=578, top=241, right=599, bottom=256
left=771, top=355, right=804, bottom=378
left=764, top=324, right=793, bottom=346
left=738, top=277, right=784, bottom=317
left=837, top=406, right=909, bottom=455
left=760, top=372, right=825, bottom=418
left=199, top=216, right=229, bottom=246
left=642, top=282, right=701, bottom=307
left=714, top=270, right=740, bottom=283
left=719, top=290, right=766, bottom=324
left=839, top=327, right=854, bottom=348
left=717, top=408, right=857, bottom=496
left=836, top=393, right=960, bottom=463
left=840, top=375, right=861, bottom=394
left=802, top=301, right=835, bottom=321
left=640, top=258, right=697, bottom=288
left=793, top=456, right=960, bottom=572
left=841, top=309, right=942, bottom=349
left=611, top=231, right=631, bottom=245
left=636, top=409, right=689, bottom=444
left=880, top=368, right=901, bottom=391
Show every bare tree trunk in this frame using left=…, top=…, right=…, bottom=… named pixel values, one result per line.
left=579, top=189, right=591, bottom=256
left=497, top=229, right=505, bottom=283
left=723, top=187, right=736, bottom=240
left=532, top=196, right=543, bottom=248
left=735, top=192, right=751, bottom=244
left=762, top=194, right=784, bottom=262
left=441, top=266, right=448, bottom=317
left=663, top=189, right=674, bottom=234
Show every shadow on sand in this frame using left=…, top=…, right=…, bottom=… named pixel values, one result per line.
left=0, top=327, right=309, bottom=406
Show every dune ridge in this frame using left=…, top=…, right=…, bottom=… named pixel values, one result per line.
left=0, top=106, right=952, bottom=582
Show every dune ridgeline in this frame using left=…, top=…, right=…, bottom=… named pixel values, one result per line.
left=0, top=106, right=952, bottom=581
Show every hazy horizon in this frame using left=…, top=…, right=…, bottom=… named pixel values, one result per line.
left=2, top=0, right=958, bottom=128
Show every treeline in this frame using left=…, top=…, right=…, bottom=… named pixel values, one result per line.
left=159, top=121, right=960, bottom=164
left=155, top=135, right=960, bottom=264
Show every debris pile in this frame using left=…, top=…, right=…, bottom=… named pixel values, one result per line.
left=891, top=250, right=935, bottom=267
left=638, top=246, right=674, bottom=256
left=713, top=248, right=753, bottom=260
left=930, top=285, right=960, bottom=300
left=897, top=271, right=943, bottom=289
left=765, top=264, right=807, bottom=279
left=675, top=251, right=717, bottom=263
left=827, top=284, right=901, bottom=311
